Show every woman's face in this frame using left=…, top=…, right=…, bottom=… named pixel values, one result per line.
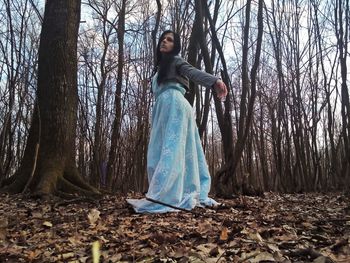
left=159, top=33, right=174, bottom=53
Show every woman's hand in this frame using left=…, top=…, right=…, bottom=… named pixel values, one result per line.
left=213, top=79, right=228, bottom=100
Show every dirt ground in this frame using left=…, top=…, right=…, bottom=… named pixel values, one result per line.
left=0, top=192, right=349, bottom=262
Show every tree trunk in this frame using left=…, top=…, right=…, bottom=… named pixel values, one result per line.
left=201, top=1, right=234, bottom=197
left=106, top=0, right=126, bottom=191
left=189, top=0, right=217, bottom=139
left=1, top=0, right=99, bottom=198
left=209, top=0, right=264, bottom=196
left=314, top=0, right=339, bottom=187
left=151, top=0, right=162, bottom=66
left=185, top=0, right=201, bottom=106
left=335, top=0, right=350, bottom=183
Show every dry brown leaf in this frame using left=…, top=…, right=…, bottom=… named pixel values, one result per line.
left=87, top=208, right=100, bottom=227
left=240, top=251, right=275, bottom=263
left=197, top=243, right=216, bottom=254
left=26, top=249, right=42, bottom=261
left=197, top=221, right=213, bottom=234
left=0, top=217, right=8, bottom=228
left=68, top=236, right=83, bottom=246
left=252, top=251, right=276, bottom=262
left=31, top=211, right=43, bottom=219
left=266, top=243, right=280, bottom=252
left=51, top=252, right=75, bottom=261
left=248, top=232, right=263, bottom=243
left=302, top=221, right=314, bottom=228
left=219, top=226, right=228, bottom=241
left=42, top=221, right=53, bottom=228
left=168, top=246, right=189, bottom=259
left=313, top=256, right=330, bottom=263
left=0, top=217, right=8, bottom=243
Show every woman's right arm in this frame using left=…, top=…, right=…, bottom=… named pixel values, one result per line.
left=176, top=57, right=227, bottom=99
left=176, top=57, right=219, bottom=88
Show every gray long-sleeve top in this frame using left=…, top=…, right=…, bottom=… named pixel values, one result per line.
left=161, top=56, right=219, bottom=90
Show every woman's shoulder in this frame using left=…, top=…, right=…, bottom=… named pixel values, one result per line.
left=173, top=56, right=188, bottom=66
left=174, top=55, right=185, bottom=61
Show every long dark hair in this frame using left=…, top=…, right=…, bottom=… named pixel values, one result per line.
left=154, top=30, right=181, bottom=84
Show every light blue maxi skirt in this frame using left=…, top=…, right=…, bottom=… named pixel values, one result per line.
left=127, top=78, right=218, bottom=213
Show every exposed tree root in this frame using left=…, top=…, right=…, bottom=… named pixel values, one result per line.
left=57, top=176, right=101, bottom=199
left=63, top=165, right=100, bottom=194
left=1, top=171, right=101, bottom=201
left=22, top=143, right=40, bottom=194
left=29, top=191, right=52, bottom=201
left=1, top=157, right=101, bottom=200
left=214, top=163, right=236, bottom=198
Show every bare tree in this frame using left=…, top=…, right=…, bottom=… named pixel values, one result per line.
left=1, top=0, right=99, bottom=197
left=0, top=0, right=40, bottom=184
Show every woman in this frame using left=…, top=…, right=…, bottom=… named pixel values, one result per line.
left=127, top=30, right=227, bottom=213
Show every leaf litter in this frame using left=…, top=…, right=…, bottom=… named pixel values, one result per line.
left=0, top=192, right=349, bottom=262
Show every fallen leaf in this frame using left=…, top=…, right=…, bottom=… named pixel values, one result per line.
left=313, top=256, right=333, bottom=263
left=0, top=217, right=8, bottom=228
left=248, top=232, right=263, bottom=243
left=42, top=221, right=53, bottom=228
left=266, top=243, right=280, bottom=252
left=302, top=221, right=315, bottom=228
left=253, top=251, right=276, bottom=262
left=219, top=226, right=228, bottom=241
left=240, top=251, right=275, bottom=263
left=52, top=252, right=75, bottom=261
left=27, top=249, right=41, bottom=260
left=197, top=243, right=217, bottom=255
left=88, top=208, right=100, bottom=227
left=0, top=217, right=8, bottom=243
left=68, top=236, right=83, bottom=246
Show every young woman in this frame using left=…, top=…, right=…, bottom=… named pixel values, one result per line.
left=127, top=30, right=227, bottom=213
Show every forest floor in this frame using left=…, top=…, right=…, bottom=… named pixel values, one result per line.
left=0, top=192, right=349, bottom=263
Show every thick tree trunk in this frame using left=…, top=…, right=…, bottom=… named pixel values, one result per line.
left=1, top=0, right=99, bottom=198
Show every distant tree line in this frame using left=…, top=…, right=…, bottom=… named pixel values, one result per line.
left=0, top=0, right=349, bottom=197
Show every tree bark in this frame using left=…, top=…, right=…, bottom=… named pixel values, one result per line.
left=188, top=0, right=216, bottom=139
left=185, top=0, right=202, bottom=106
left=335, top=0, right=350, bottom=183
left=106, top=0, right=126, bottom=191
left=151, top=0, right=162, bottom=66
